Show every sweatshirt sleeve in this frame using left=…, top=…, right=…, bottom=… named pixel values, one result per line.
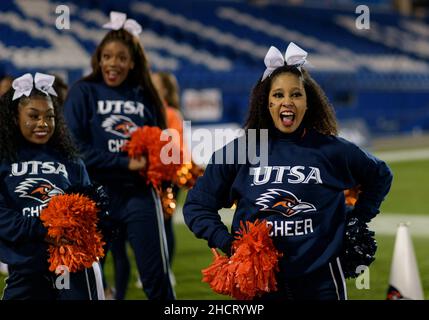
left=345, top=142, right=393, bottom=222
left=0, top=192, right=47, bottom=243
left=63, top=82, right=130, bottom=170
left=69, top=158, right=92, bottom=187
left=183, top=145, right=238, bottom=252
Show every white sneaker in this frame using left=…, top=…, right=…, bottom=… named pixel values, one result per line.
left=134, top=272, right=176, bottom=288
left=135, top=278, right=142, bottom=289
left=170, top=271, right=176, bottom=287
left=0, top=262, right=8, bottom=276
left=104, top=287, right=116, bottom=300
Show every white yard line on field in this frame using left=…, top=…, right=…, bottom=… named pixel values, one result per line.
left=173, top=207, right=234, bottom=226
left=369, top=213, right=429, bottom=237
left=374, top=148, right=429, bottom=163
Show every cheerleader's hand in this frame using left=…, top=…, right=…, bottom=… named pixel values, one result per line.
left=45, top=235, right=74, bottom=246
left=128, top=156, right=147, bottom=171
left=219, top=236, right=234, bottom=257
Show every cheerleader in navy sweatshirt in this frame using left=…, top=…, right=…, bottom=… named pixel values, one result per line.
left=0, top=73, right=103, bottom=300
left=183, top=43, right=393, bottom=300
left=63, top=12, right=175, bottom=300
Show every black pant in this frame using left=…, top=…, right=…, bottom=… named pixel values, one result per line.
left=2, top=264, right=103, bottom=300
left=102, top=184, right=175, bottom=300
left=104, top=215, right=175, bottom=300
left=110, top=226, right=131, bottom=300
left=256, top=258, right=347, bottom=300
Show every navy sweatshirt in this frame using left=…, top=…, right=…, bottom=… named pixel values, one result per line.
left=183, top=128, right=393, bottom=278
left=63, top=80, right=157, bottom=187
left=0, top=142, right=90, bottom=273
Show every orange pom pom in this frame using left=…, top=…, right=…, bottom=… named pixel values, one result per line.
left=201, top=220, right=282, bottom=300
left=202, top=249, right=230, bottom=293
left=40, top=194, right=105, bottom=273
left=123, top=126, right=183, bottom=192
left=231, top=220, right=283, bottom=299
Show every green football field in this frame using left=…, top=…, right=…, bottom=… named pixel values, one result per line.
left=379, top=159, right=429, bottom=215
left=1, top=158, right=428, bottom=300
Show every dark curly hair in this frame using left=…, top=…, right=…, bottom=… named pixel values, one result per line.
left=244, top=65, right=338, bottom=136
left=83, top=28, right=166, bottom=129
left=0, top=87, right=79, bottom=162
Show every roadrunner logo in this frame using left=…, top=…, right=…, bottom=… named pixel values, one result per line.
left=102, top=115, right=137, bottom=138
left=15, top=178, right=64, bottom=204
left=256, top=189, right=316, bottom=218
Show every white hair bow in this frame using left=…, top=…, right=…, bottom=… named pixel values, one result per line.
left=12, top=72, right=57, bottom=101
left=261, top=42, right=309, bottom=82
left=103, top=11, right=142, bottom=37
